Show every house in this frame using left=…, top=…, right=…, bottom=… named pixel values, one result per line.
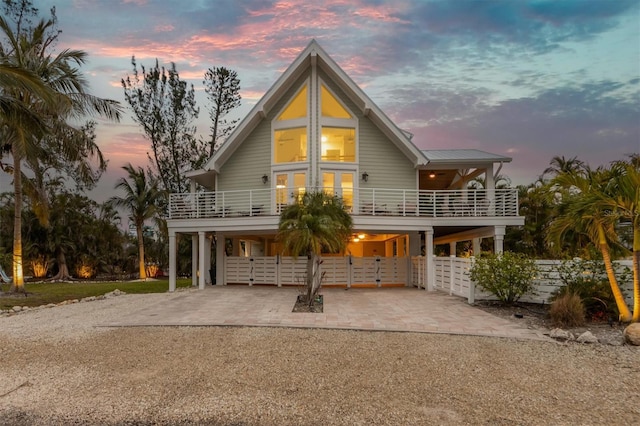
left=166, top=40, right=524, bottom=293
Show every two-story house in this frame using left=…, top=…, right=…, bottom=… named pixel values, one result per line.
left=166, top=40, right=524, bottom=292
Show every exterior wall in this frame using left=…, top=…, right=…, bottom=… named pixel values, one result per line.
left=217, top=119, right=271, bottom=191
left=358, top=117, right=416, bottom=190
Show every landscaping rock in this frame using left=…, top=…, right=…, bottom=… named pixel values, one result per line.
left=598, top=334, right=624, bottom=346
left=576, top=331, right=598, bottom=344
left=104, top=289, right=125, bottom=298
left=623, top=323, right=640, bottom=346
left=12, top=306, right=22, bottom=312
left=549, top=328, right=574, bottom=341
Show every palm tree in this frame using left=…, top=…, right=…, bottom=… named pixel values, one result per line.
left=277, top=191, right=353, bottom=305
left=546, top=165, right=633, bottom=321
left=543, top=155, right=585, bottom=178
left=0, top=16, right=121, bottom=292
left=601, top=158, right=640, bottom=321
left=109, top=164, right=163, bottom=280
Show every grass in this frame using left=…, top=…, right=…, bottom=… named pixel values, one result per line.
left=0, top=278, right=193, bottom=310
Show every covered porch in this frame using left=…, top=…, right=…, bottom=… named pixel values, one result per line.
left=168, top=222, right=509, bottom=304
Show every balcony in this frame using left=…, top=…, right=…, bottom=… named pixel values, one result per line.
left=168, top=188, right=519, bottom=220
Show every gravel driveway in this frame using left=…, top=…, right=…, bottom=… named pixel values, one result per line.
left=0, top=292, right=638, bottom=425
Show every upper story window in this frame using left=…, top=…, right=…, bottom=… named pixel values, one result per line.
left=274, top=84, right=308, bottom=164
left=278, top=84, right=307, bottom=121
left=321, top=127, right=355, bottom=161
left=320, top=83, right=356, bottom=163
left=321, top=85, right=351, bottom=119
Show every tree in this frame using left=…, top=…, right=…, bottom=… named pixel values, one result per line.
left=203, top=66, right=241, bottom=155
left=468, top=173, right=511, bottom=189
left=543, top=155, right=585, bottom=178
left=277, top=191, right=353, bottom=306
left=547, top=165, right=633, bottom=322
left=122, top=58, right=204, bottom=194
left=108, top=164, right=163, bottom=280
left=0, top=4, right=120, bottom=292
left=600, top=157, right=640, bottom=321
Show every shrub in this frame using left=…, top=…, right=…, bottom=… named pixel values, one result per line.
left=469, top=251, right=538, bottom=305
left=550, top=292, right=585, bottom=327
left=549, top=258, right=629, bottom=321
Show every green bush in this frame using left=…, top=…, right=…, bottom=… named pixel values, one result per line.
left=469, top=251, right=538, bottom=305
left=549, top=258, right=629, bottom=321
left=550, top=292, right=585, bottom=327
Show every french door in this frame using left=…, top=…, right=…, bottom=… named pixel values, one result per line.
left=274, top=171, right=307, bottom=213
left=322, top=170, right=354, bottom=211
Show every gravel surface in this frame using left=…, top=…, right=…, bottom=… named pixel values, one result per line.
left=0, top=292, right=638, bottom=425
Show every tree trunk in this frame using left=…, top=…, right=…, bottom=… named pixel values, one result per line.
left=49, top=250, right=73, bottom=281
left=10, top=150, right=24, bottom=293
left=137, top=224, right=147, bottom=280
left=632, top=226, right=639, bottom=322
left=598, top=226, right=632, bottom=321
left=305, top=253, right=314, bottom=303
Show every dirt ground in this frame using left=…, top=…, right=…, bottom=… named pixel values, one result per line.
left=0, top=293, right=638, bottom=425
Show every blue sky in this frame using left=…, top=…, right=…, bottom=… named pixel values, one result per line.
left=29, top=0, right=640, bottom=200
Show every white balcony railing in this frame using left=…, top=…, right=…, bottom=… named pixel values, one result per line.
left=168, top=188, right=519, bottom=219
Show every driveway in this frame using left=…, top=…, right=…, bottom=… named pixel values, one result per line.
left=103, top=286, right=548, bottom=340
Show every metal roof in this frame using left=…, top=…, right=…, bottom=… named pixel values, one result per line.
left=422, top=149, right=512, bottom=164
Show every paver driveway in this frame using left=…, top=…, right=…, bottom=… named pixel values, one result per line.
left=103, top=286, right=548, bottom=341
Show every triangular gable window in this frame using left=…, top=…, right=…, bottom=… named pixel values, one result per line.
left=278, top=84, right=307, bottom=120
left=321, top=84, right=351, bottom=119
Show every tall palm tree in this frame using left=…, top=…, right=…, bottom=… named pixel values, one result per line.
left=543, top=155, right=585, bottom=178
left=0, top=16, right=121, bottom=292
left=601, top=159, right=640, bottom=321
left=109, top=164, right=163, bottom=280
left=277, top=191, right=353, bottom=305
left=547, top=166, right=632, bottom=321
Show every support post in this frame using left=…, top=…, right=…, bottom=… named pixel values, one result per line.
left=494, top=226, right=505, bottom=254
left=169, top=231, right=176, bottom=292
left=425, top=227, right=434, bottom=291
left=216, top=233, right=225, bottom=285
left=198, top=231, right=206, bottom=290
left=472, top=238, right=481, bottom=256
left=191, top=235, right=198, bottom=287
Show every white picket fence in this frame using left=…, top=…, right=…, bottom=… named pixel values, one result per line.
left=431, top=257, right=635, bottom=305
left=223, top=255, right=635, bottom=305
left=224, top=255, right=408, bottom=287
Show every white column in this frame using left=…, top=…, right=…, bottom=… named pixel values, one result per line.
left=198, top=231, right=206, bottom=290
left=494, top=226, right=505, bottom=254
left=216, top=233, right=225, bottom=285
left=449, top=242, right=457, bottom=257
left=169, top=231, right=176, bottom=292
left=425, top=227, right=434, bottom=291
left=204, top=236, right=212, bottom=285
left=409, top=231, right=421, bottom=256
left=472, top=238, right=481, bottom=256
left=191, top=235, right=198, bottom=287
left=486, top=164, right=495, bottom=216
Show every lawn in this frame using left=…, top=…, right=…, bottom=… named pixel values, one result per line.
left=0, top=278, right=193, bottom=310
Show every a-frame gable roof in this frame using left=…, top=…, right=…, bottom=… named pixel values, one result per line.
left=203, top=40, right=427, bottom=172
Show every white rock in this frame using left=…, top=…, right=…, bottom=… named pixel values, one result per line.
left=550, top=328, right=574, bottom=341
left=576, top=331, right=598, bottom=344
left=12, top=306, right=22, bottom=312
left=624, top=323, right=640, bottom=346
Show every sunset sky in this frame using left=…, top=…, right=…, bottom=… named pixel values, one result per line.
left=25, top=0, right=640, bottom=200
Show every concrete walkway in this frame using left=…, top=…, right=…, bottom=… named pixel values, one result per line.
left=103, top=286, right=549, bottom=341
